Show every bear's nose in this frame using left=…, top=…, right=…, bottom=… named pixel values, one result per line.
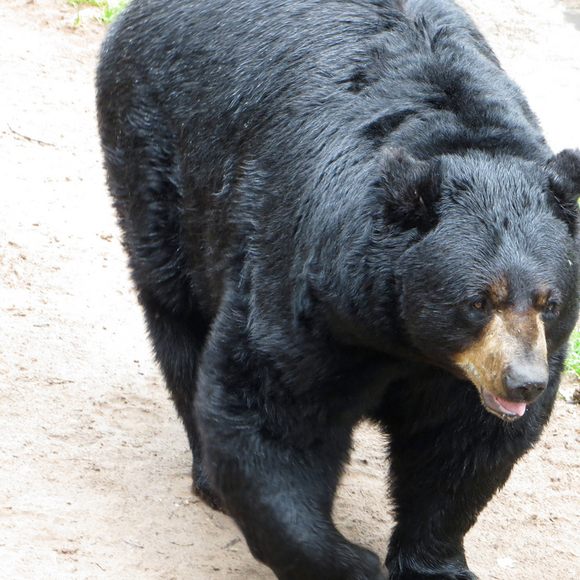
left=504, top=363, right=548, bottom=402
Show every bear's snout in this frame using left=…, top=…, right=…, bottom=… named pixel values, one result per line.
left=503, top=360, right=548, bottom=403
left=453, top=308, right=548, bottom=419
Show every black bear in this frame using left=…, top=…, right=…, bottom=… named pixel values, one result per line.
left=96, top=0, right=580, bottom=578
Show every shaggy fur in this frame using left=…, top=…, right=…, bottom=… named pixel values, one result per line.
left=97, top=1, right=580, bottom=578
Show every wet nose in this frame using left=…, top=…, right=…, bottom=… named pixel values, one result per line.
left=504, top=363, right=548, bottom=402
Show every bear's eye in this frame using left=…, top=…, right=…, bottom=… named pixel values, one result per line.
left=470, top=298, right=487, bottom=311
left=465, top=297, right=490, bottom=321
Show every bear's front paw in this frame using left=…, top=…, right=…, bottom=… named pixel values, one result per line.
left=387, top=567, right=478, bottom=580
left=386, top=552, right=478, bottom=580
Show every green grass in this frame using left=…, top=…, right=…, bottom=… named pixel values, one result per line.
left=67, top=0, right=129, bottom=24
left=100, top=0, right=129, bottom=23
left=68, top=0, right=102, bottom=6
left=565, top=328, right=580, bottom=377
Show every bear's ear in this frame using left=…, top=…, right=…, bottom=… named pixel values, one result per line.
left=378, top=148, right=441, bottom=232
left=546, top=149, right=580, bottom=231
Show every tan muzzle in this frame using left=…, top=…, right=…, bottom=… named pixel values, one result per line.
left=453, top=310, right=548, bottom=418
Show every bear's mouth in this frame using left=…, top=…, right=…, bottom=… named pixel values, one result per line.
left=478, top=388, right=527, bottom=422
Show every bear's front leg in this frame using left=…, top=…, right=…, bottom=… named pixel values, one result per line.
left=378, top=380, right=556, bottom=580
left=194, top=308, right=386, bottom=580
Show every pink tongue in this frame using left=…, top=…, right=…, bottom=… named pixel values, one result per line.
left=496, top=396, right=527, bottom=416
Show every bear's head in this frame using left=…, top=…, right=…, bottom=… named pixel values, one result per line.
left=383, top=148, right=580, bottom=421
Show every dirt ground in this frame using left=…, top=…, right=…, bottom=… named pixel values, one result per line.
left=0, top=0, right=579, bottom=578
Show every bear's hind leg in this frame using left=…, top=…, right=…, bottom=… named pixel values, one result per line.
left=140, top=292, right=223, bottom=511
left=99, top=99, right=222, bottom=509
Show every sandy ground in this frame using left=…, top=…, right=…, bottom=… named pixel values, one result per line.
left=0, top=0, right=579, bottom=578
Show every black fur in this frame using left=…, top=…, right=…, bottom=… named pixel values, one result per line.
left=96, top=1, right=579, bottom=578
